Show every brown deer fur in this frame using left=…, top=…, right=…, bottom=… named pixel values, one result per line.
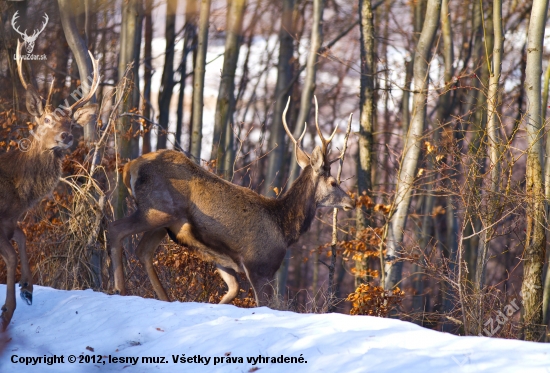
left=108, top=100, right=354, bottom=306
left=0, top=43, right=98, bottom=330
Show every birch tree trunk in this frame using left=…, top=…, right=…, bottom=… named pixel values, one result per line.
left=384, top=0, right=441, bottom=290
left=355, top=0, right=375, bottom=286
left=190, top=0, right=212, bottom=161
left=211, top=0, right=246, bottom=179
left=287, top=0, right=325, bottom=185
left=522, top=0, right=549, bottom=341
left=156, top=0, right=177, bottom=150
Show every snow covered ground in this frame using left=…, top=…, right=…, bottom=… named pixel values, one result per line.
left=0, top=285, right=549, bottom=372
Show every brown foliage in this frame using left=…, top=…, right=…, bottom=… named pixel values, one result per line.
left=346, top=284, right=404, bottom=317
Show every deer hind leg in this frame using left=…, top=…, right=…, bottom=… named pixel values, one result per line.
left=108, top=210, right=173, bottom=296
left=0, top=233, right=18, bottom=331
left=12, top=227, right=32, bottom=306
left=135, top=228, right=169, bottom=301
left=216, top=265, right=239, bottom=304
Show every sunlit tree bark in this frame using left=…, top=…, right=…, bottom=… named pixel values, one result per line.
left=190, top=0, right=212, bottom=161
left=522, top=0, right=548, bottom=341
left=384, top=0, right=441, bottom=290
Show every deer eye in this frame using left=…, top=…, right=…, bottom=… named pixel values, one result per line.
left=44, top=117, right=50, bottom=124
left=330, top=180, right=337, bottom=187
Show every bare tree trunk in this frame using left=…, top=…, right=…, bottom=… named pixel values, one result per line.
left=355, top=0, right=375, bottom=287
left=522, top=0, right=548, bottom=341
left=190, top=0, right=212, bottom=161
left=441, top=0, right=457, bottom=298
left=262, top=0, right=296, bottom=197
left=416, top=0, right=455, bottom=317
left=384, top=0, right=441, bottom=290
left=176, top=0, right=198, bottom=152
left=156, top=0, right=178, bottom=150
left=462, top=0, right=485, bottom=279
left=115, top=0, right=142, bottom=211
left=58, top=0, right=97, bottom=142
left=542, top=13, right=550, bottom=326
left=142, top=0, right=153, bottom=154
left=401, top=60, right=413, bottom=134
left=211, top=0, right=246, bottom=179
left=287, top=0, right=325, bottom=185
left=475, top=0, right=502, bottom=293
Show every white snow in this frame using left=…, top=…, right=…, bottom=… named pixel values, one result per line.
left=0, top=285, right=549, bottom=372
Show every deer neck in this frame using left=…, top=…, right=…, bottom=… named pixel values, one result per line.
left=13, top=140, right=64, bottom=206
left=276, top=167, right=318, bottom=245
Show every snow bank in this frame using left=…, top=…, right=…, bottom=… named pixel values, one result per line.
left=0, top=285, right=549, bottom=372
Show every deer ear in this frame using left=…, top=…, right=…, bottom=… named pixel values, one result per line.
left=310, top=146, right=324, bottom=172
left=295, top=147, right=310, bottom=169
left=26, top=86, right=43, bottom=118
left=73, top=104, right=98, bottom=128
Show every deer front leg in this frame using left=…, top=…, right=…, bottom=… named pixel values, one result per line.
left=0, top=234, right=18, bottom=331
left=13, top=227, right=32, bottom=305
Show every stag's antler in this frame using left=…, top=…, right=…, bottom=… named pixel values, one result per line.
left=69, top=52, right=100, bottom=113
left=313, top=96, right=339, bottom=164
left=16, top=40, right=28, bottom=90
left=282, top=97, right=310, bottom=164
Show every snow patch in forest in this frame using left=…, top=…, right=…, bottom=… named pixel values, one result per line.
left=1, top=285, right=549, bottom=372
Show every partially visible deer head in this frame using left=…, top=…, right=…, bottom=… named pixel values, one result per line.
left=12, top=11, right=48, bottom=54
left=282, top=96, right=354, bottom=211
left=16, top=40, right=99, bottom=152
left=0, top=41, right=99, bottom=331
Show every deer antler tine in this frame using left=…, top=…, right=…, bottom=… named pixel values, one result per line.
left=327, top=124, right=338, bottom=143
left=313, top=95, right=336, bottom=146
left=327, top=113, right=353, bottom=165
left=298, top=121, right=307, bottom=143
left=282, top=96, right=310, bottom=164
left=16, top=40, right=28, bottom=90
left=281, top=96, right=295, bottom=144
left=70, top=50, right=100, bottom=113
left=313, top=95, right=324, bottom=144
left=46, top=78, right=55, bottom=108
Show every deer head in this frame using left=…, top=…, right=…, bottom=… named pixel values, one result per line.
left=16, top=40, right=99, bottom=152
left=282, top=96, right=354, bottom=211
left=12, top=11, right=48, bottom=54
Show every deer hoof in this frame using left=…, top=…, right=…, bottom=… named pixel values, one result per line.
left=20, top=290, right=32, bottom=306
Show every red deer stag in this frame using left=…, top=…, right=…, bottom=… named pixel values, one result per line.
left=108, top=97, right=354, bottom=306
left=0, top=41, right=99, bottom=330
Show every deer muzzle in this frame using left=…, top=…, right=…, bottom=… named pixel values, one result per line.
left=57, top=132, right=73, bottom=148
